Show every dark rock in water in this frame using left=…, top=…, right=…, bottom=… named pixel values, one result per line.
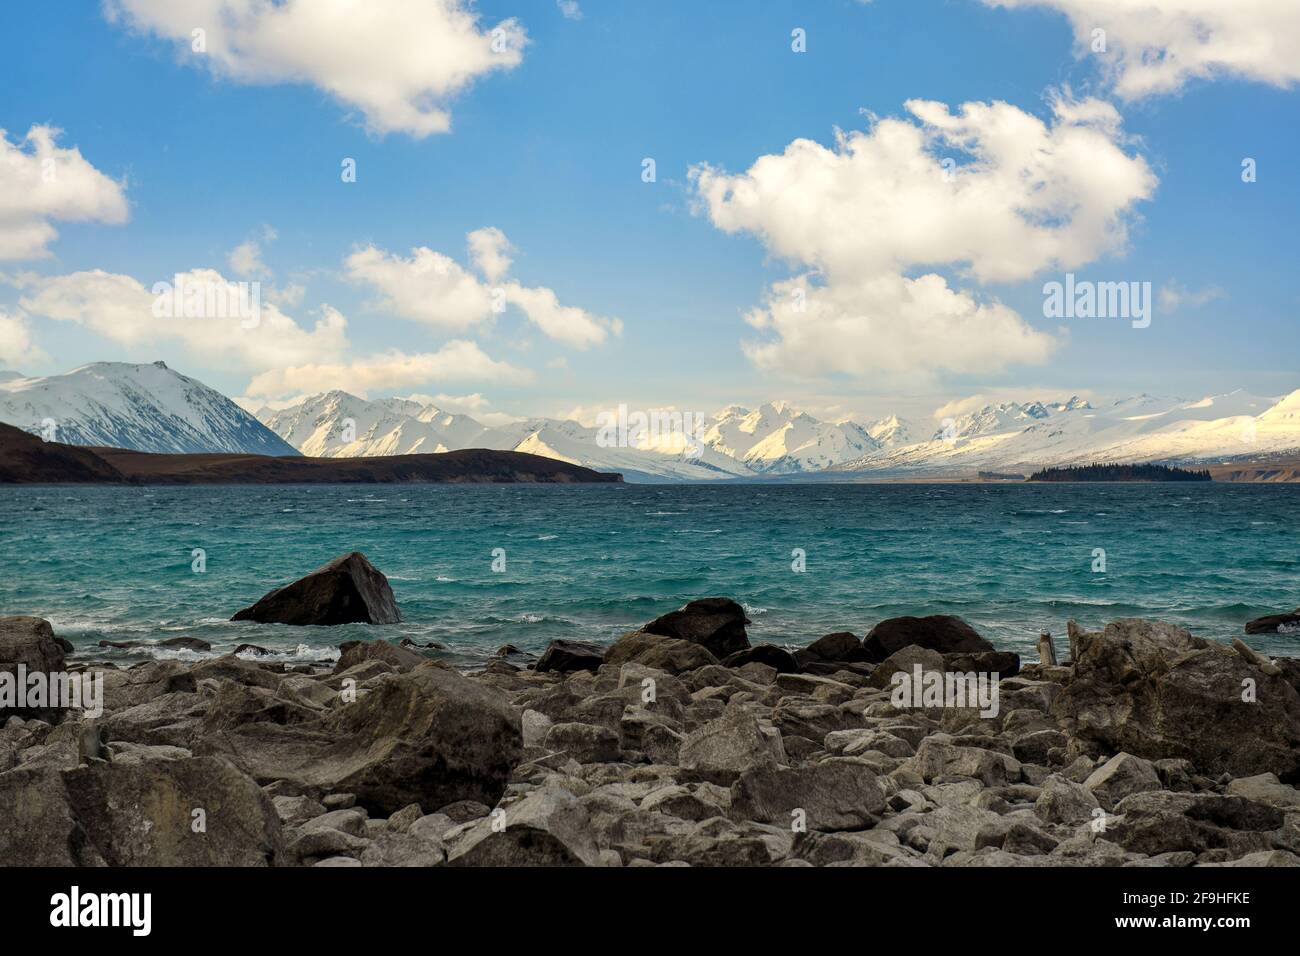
left=334, top=639, right=426, bottom=674
left=722, top=644, right=799, bottom=674
left=602, top=631, right=718, bottom=674
left=536, top=639, right=604, bottom=673
left=495, top=644, right=524, bottom=657
left=943, top=650, right=1020, bottom=678
left=231, top=552, right=401, bottom=626
left=1054, top=619, right=1300, bottom=779
left=1245, top=608, right=1300, bottom=634
left=804, top=631, right=867, bottom=662
left=98, top=640, right=138, bottom=650
left=0, top=617, right=68, bottom=720
left=642, top=597, right=751, bottom=658
left=400, top=638, right=446, bottom=650
left=160, top=636, right=212, bottom=652
left=861, top=615, right=994, bottom=662
left=234, top=643, right=271, bottom=657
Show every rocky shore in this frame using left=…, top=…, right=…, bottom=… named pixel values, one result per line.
left=2, top=594, right=1299, bottom=867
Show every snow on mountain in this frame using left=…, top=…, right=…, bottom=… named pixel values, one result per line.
left=0, top=361, right=298, bottom=455
left=260, top=391, right=481, bottom=457
left=835, top=390, right=1300, bottom=475
left=866, top=415, right=914, bottom=448
left=262, top=385, right=1300, bottom=479
left=259, top=392, right=755, bottom=480
left=702, top=401, right=880, bottom=473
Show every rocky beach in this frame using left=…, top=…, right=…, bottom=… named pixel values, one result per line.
left=2, top=553, right=1299, bottom=868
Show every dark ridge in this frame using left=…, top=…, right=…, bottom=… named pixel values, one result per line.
left=0, top=422, right=621, bottom=484
left=1027, top=462, right=1212, bottom=482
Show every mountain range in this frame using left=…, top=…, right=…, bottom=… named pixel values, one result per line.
left=2, top=361, right=1299, bottom=481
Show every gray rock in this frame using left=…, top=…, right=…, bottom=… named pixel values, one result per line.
left=1084, top=752, right=1162, bottom=809
left=602, top=631, right=719, bottom=674
left=679, top=703, right=785, bottom=783
left=1054, top=619, right=1300, bottom=778
left=447, top=788, right=601, bottom=866
left=333, top=639, right=426, bottom=674
left=0, top=617, right=68, bottom=720
left=1034, top=775, right=1100, bottom=825
left=543, top=721, right=621, bottom=763
left=730, top=757, right=885, bottom=830
left=866, top=646, right=945, bottom=690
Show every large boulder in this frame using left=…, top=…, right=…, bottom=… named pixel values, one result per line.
left=1245, top=608, right=1300, bottom=634
left=679, top=702, right=784, bottom=783
left=0, top=757, right=285, bottom=866
left=231, top=552, right=401, bottom=625
left=447, top=788, right=601, bottom=866
left=803, top=632, right=867, bottom=662
left=62, top=756, right=285, bottom=865
left=535, top=639, right=604, bottom=674
left=602, top=631, right=718, bottom=674
left=200, top=664, right=522, bottom=815
left=1053, top=619, right=1300, bottom=779
left=642, top=598, right=751, bottom=658
left=721, top=644, right=798, bottom=674
left=333, top=639, right=426, bottom=674
left=861, top=615, right=993, bottom=663
left=0, top=617, right=69, bottom=720
left=730, top=758, right=885, bottom=830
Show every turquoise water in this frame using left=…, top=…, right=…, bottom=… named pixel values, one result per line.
left=2, top=483, right=1297, bottom=667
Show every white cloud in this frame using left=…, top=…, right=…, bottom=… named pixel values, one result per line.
left=985, top=1, right=1300, bottom=99
left=346, top=229, right=620, bottom=348
left=0, top=310, right=45, bottom=367
left=227, top=225, right=275, bottom=278
left=691, top=94, right=1154, bottom=378
left=345, top=244, right=495, bottom=332
left=242, top=340, right=531, bottom=399
left=104, top=0, right=528, bottom=138
left=15, top=268, right=347, bottom=371
left=467, top=226, right=513, bottom=283
left=0, top=125, right=128, bottom=260
left=742, top=273, right=1059, bottom=377
left=502, top=282, right=621, bottom=349
left=557, top=1, right=583, bottom=21
left=1158, top=281, right=1225, bottom=312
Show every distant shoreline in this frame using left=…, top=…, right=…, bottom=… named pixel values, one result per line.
left=0, top=423, right=622, bottom=485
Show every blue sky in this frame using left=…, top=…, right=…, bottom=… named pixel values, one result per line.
left=1, top=0, right=1297, bottom=426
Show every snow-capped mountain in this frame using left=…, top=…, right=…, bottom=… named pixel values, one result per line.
left=0, top=362, right=298, bottom=455
left=835, top=389, right=1298, bottom=476
left=261, top=392, right=754, bottom=481
left=866, top=415, right=914, bottom=448
left=702, top=401, right=880, bottom=473
left=13, top=360, right=1297, bottom=480
left=259, top=391, right=498, bottom=458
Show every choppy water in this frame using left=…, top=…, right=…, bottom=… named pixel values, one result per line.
left=1, top=483, right=1297, bottom=668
